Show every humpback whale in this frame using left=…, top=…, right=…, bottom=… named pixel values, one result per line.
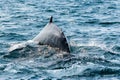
left=32, top=16, right=70, bottom=53
left=9, top=16, right=70, bottom=54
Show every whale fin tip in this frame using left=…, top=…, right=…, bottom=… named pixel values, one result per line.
left=49, top=16, right=53, bottom=23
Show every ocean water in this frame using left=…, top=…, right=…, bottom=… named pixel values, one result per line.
left=0, top=0, right=120, bottom=80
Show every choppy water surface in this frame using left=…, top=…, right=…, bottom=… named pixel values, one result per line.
left=0, top=0, right=120, bottom=80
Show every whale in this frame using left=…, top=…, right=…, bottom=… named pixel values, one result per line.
left=8, top=16, right=70, bottom=54
left=32, top=16, right=70, bottom=53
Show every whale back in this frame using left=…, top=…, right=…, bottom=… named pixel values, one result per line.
left=33, top=18, right=70, bottom=53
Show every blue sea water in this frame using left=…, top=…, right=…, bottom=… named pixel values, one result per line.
left=0, top=0, right=120, bottom=80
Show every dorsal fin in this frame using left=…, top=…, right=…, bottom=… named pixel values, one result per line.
left=33, top=16, right=70, bottom=53
left=49, top=16, right=53, bottom=23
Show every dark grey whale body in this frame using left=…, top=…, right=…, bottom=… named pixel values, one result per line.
left=5, top=16, right=70, bottom=59
left=8, top=16, right=70, bottom=56
left=33, top=16, right=70, bottom=53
